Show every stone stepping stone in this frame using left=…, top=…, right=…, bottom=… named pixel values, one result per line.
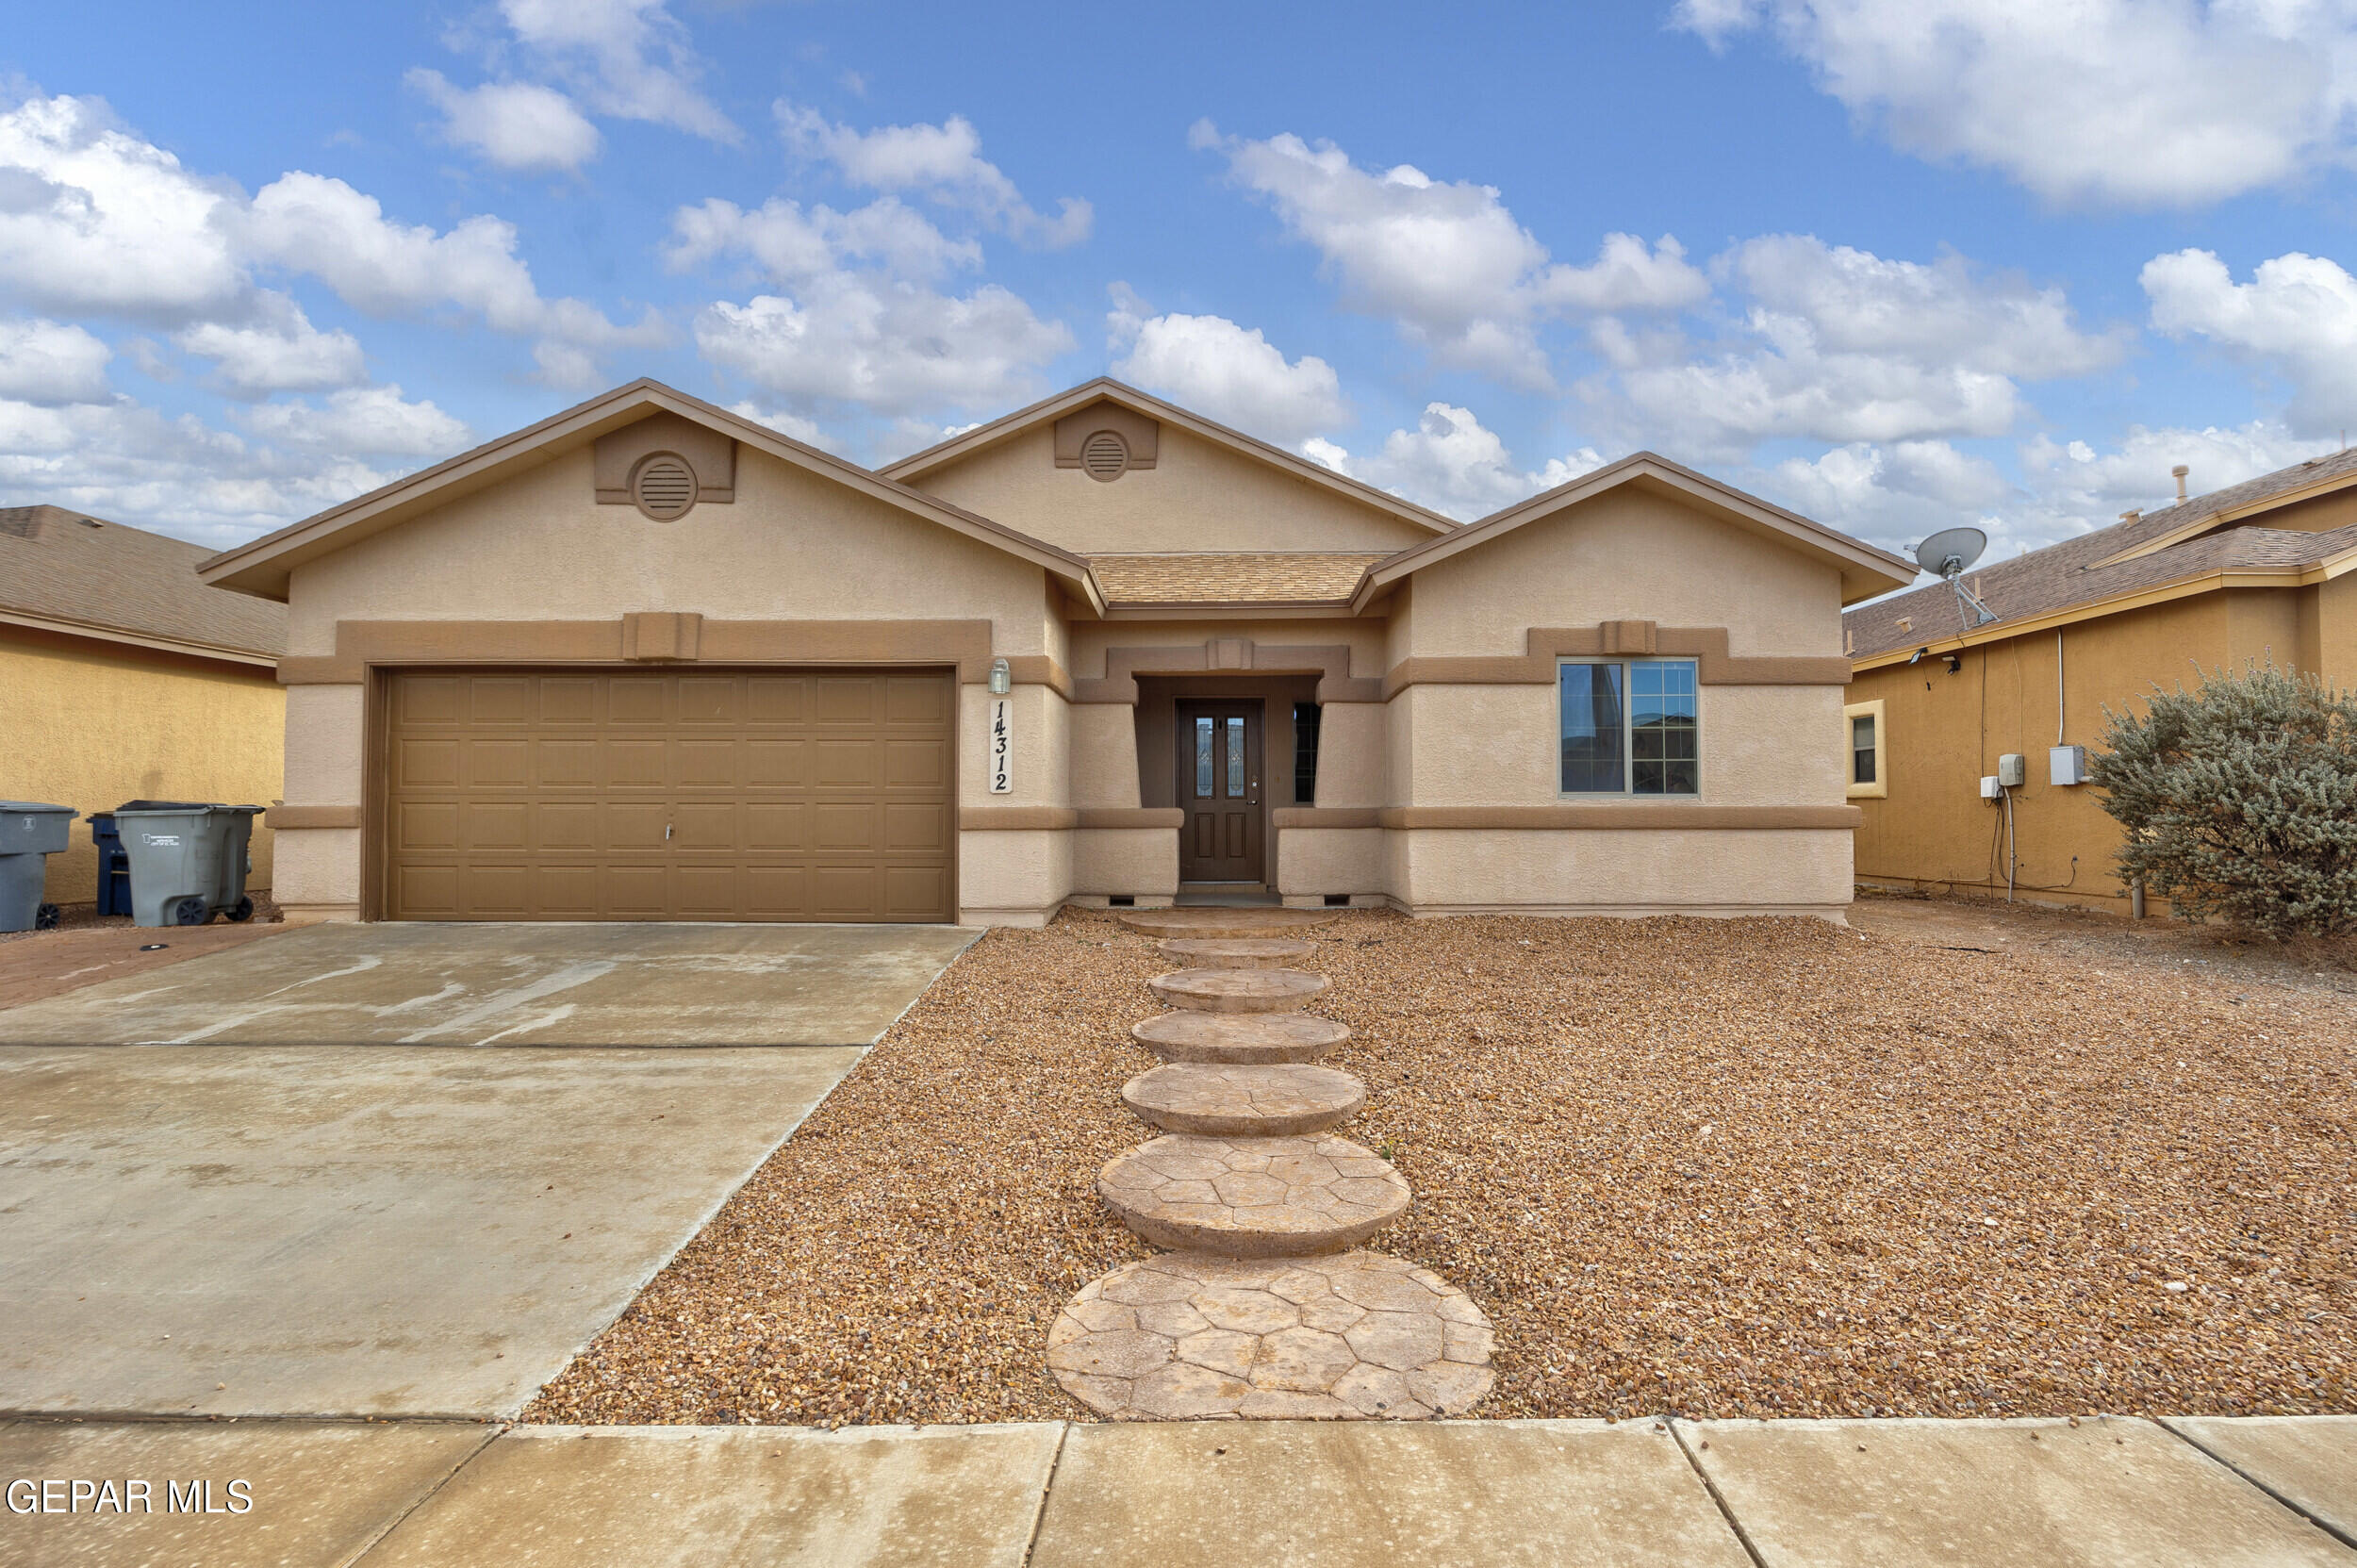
left=1149, top=967, right=1327, bottom=1015
left=1122, top=1063, right=1366, bottom=1137
left=1117, top=908, right=1340, bottom=940
left=1097, top=1132, right=1409, bottom=1256
left=1048, top=1250, right=1495, bottom=1421
left=1157, top=936, right=1314, bottom=969
left=1130, top=1011, right=1351, bottom=1064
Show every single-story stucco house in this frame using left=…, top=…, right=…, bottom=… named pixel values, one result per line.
left=197, top=378, right=1914, bottom=927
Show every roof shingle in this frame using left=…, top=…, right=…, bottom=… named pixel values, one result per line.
left=0, top=505, right=285, bottom=659
left=1085, top=552, right=1390, bottom=605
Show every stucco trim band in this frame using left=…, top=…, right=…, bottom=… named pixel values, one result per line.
left=1382, top=626, right=1851, bottom=699
left=1376, top=805, right=1861, bottom=830
left=1074, top=640, right=1379, bottom=704
left=961, top=807, right=1081, bottom=831
left=281, top=619, right=1071, bottom=696
left=1270, top=808, right=1384, bottom=829
left=270, top=805, right=363, bottom=830
left=1075, top=808, right=1185, bottom=829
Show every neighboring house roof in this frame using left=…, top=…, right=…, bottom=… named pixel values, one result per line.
left=0, top=504, right=284, bottom=667
left=879, top=378, right=1459, bottom=538
left=1087, top=552, right=1392, bottom=608
left=1846, top=449, right=2357, bottom=666
left=199, top=380, right=1109, bottom=614
left=1354, top=452, right=1918, bottom=611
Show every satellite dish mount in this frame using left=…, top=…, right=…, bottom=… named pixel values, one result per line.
left=1912, top=527, right=1999, bottom=631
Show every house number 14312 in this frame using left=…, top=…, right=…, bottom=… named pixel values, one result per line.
left=988, top=698, right=1012, bottom=794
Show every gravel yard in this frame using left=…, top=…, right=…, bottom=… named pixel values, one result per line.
left=525, top=907, right=2354, bottom=1427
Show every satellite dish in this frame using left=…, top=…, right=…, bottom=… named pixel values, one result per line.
left=1910, top=526, right=2000, bottom=630
left=1913, top=526, right=1986, bottom=580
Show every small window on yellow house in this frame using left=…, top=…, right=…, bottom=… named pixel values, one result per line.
left=1844, top=699, right=1887, bottom=799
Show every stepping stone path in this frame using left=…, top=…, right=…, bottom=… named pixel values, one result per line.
left=1157, top=936, right=1313, bottom=969
left=1148, top=966, right=1328, bottom=1014
left=1047, top=907, right=1496, bottom=1421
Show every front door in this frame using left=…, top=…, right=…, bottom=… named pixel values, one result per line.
left=1177, top=700, right=1263, bottom=883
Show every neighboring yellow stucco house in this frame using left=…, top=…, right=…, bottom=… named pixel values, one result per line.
left=1845, top=453, right=2357, bottom=915
left=0, top=504, right=286, bottom=909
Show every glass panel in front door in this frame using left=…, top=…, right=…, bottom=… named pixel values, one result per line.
left=1226, top=717, right=1244, bottom=797
left=1195, top=717, right=1214, bottom=798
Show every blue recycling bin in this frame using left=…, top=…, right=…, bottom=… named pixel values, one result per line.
left=89, top=812, right=132, bottom=916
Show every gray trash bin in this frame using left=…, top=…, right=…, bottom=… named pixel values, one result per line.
left=0, top=801, right=78, bottom=933
left=114, top=802, right=265, bottom=927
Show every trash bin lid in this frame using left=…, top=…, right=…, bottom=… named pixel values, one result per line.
left=0, top=801, right=78, bottom=817
left=113, top=801, right=217, bottom=814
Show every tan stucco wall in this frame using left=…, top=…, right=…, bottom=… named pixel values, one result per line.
left=1389, top=487, right=1843, bottom=660
left=1387, top=827, right=1854, bottom=914
left=904, top=424, right=1438, bottom=554
left=1073, top=828, right=1178, bottom=896
left=960, top=830, right=1072, bottom=925
left=1849, top=585, right=2345, bottom=914
left=1069, top=703, right=1143, bottom=809
left=1276, top=828, right=1381, bottom=898
left=0, top=626, right=281, bottom=906
left=1313, top=704, right=1386, bottom=808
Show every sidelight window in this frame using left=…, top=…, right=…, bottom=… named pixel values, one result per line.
left=1559, top=659, right=1699, bottom=795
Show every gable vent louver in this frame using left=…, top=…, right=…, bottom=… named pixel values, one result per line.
left=1080, top=430, right=1129, bottom=482
left=632, top=454, right=698, bottom=520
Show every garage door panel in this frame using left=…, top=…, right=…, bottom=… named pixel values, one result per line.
left=386, top=668, right=952, bottom=921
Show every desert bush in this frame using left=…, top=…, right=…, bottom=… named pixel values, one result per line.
left=2091, top=662, right=2357, bottom=937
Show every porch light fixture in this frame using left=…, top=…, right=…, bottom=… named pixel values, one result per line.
left=988, top=658, right=1011, bottom=695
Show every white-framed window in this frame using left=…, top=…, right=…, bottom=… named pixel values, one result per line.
left=1844, top=698, right=1887, bottom=800
left=1558, top=658, right=1699, bottom=796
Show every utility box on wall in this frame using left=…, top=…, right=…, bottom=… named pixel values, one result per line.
left=2050, top=745, right=2089, bottom=786
left=1996, top=753, right=2027, bottom=788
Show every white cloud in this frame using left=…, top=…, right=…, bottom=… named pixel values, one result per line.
left=724, top=399, right=846, bottom=454
left=1195, top=122, right=1703, bottom=389
left=0, top=95, right=658, bottom=385
left=175, top=292, right=365, bottom=397
left=0, top=317, right=110, bottom=404
left=407, top=71, right=602, bottom=173
left=1309, top=403, right=1607, bottom=520
left=2142, top=248, right=2357, bottom=434
left=1727, top=235, right=2120, bottom=378
left=2019, top=421, right=2330, bottom=528
left=1105, top=287, right=1344, bottom=446
left=239, top=384, right=471, bottom=456
left=0, top=94, right=245, bottom=322
left=1764, top=438, right=2012, bottom=552
left=0, top=394, right=432, bottom=549
left=495, top=0, right=736, bottom=142
left=1591, top=235, right=2118, bottom=458
left=1673, top=0, right=2356, bottom=207
left=671, top=191, right=1071, bottom=419
left=780, top=104, right=1091, bottom=248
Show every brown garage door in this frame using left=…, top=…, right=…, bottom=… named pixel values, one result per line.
left=382, top=668, right=954, bottom=921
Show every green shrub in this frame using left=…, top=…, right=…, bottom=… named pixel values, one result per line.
left=2091, top=662, right=2357, bottom=937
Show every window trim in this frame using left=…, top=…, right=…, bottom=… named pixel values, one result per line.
left=1556, top=656, right=1702, bottom=800
left=1844, top=698, right=1887, bottom=800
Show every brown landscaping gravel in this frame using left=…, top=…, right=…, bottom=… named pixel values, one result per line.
left=524, top=908, right=2354, bottom=1427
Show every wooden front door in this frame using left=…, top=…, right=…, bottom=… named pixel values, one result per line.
left=1177, top=700, right=1264, bottom=883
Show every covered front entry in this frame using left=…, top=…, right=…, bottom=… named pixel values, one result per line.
left=1176, top=698, right=1264, bottom=883
left=380, top=667, right=954, bottom=921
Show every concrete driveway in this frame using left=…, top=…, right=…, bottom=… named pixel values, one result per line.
left=0, top=921, right=979, bottom=1046
left=0, top=921, right=978, bottom=1420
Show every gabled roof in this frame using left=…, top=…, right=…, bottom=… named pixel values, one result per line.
left=879, top=378, right=1459, bottom=537
left=1351, top=452, right=1917, bottom=612
left=1846, top=447, right=2357, bottom=665
left=199, top=379, right=1106, bottom=612
left=1, top=505, right=283, bottom=666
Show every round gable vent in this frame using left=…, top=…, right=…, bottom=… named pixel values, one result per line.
left=1080, top=429, right=1129, bottom=482
left=632, top=454, right=698, bottom=520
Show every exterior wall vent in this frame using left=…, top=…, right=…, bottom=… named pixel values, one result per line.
left=1080, top=430, right=1129, bottom=482
left=632, top=454, right=698, bottom=520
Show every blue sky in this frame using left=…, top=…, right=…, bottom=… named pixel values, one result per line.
left=8, top=1, right=2357, bottom=565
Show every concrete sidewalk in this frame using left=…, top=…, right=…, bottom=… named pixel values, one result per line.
left=3, top=1414, right=2350, bottom=1566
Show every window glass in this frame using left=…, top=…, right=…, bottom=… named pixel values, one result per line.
left=1226, top=717, right=1245, bottom=797
left=1630, top=660, right=1699, bottom=795
left=1293, top=701, right=1322, bottom=804
left=1852, top=714, right=1876, bottom=785
left=1559, top=663, right=1625, bottom=792
left=1195, top=717, right=1213, bottom=798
